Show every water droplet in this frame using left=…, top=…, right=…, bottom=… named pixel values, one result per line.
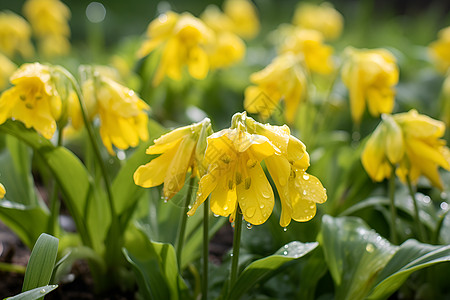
left=302, top=174, right=309, bottom=180
left=302, top=190, right=307, bottom=196
left=128, top=90, right=135, bottom=96
left=284, top=244, right=289, bottom=249
left=230, top=253, right=234, bottom=257
left=197, top=192, right=202, bottom=197
left=309, top=204, right=315, bottom=210
left=246, top=223, right=253, bottom=229
left=440, top=202, right=449, bottom=211
left=365, top=243, right=374, bottom=253
left=213, top=213, right=219, bottom=217
left=188, top=205, right=192, bottom=209
left=40, top=289, right=46, bottom=294
left=224, top=205, right=229, bottom=211
left=441, top=192, right=448, bottom=199
left=283, top=227, right=287, bottom=232
left=260, top=204, right=265, bottom=209
left=261, top=190, right=271, bottom=198
left=422, top=196, right=431, bottom=204
left=283, top=251, right=288, bottom=255
left=246, top=207, right=256, bottom=218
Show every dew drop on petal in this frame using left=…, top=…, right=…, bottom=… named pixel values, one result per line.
left=302, top=190, right=307, bottom=196
left=213, top=213, right=219, bottom=217
left=246, top=223, right=253, bottom=229
left=246, top=207, right=256, bottom=218
left=260, top=204, right=265, bottom=209
left=302, top=174, right=309, bottom=180
left=261, top=190, right=271, bottom=198
left=224, top=205, right=229, bottom=211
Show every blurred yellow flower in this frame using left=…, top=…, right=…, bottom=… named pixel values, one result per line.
left=429, top=26, right=450, bottom=74
left=292, top=2, right=344, bottom=40
left=0, top=11, right=34, bottom=58
left=223, top=0, right=260, bottom=39
left=280, top=28, right=334, bottom=75
left=188, top=112, right=326, bottom=226
left=247, top=117, right=327, bottom=227
left=0, top=53, right=16, bottom=91
left=362, top=110, right=450, bottom=190
left=341, top=47, right=399, bottom=124
left=39, top=35, right=71, bottom=57
left=138, top=11, right=214, bottom=86
left=134, top=118, right=212, bottom=201
left=0, top=63, right=61, bottom=139
left=0, top=183, right=5, bottom=198
left=82, top=75, right=150, bottom=154
left=244, top=53, right=308, bottom=124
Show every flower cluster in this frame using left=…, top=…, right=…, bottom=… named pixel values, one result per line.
left=0, top=11, right=34, bottom=59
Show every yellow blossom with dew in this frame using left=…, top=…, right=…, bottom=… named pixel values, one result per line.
left=429, top=26, right=450, bottom=74
left=279, top=28, right=334, bottom=75
left=244, top=52, right=308, bottom=124
left=223, top=0, right=260, bottom=39
left=0, top=63, right=61, bottom=139
left=0, top=183, right=5, bottom=198
left=0, top=53, right=16, bottom=91
left=362, top=110, right=450, bottom=190
left=292, top=2, right=344, bottom=40
left=341, top=47, right=399, bottom=124
left=0, top=11, right=34, bottom=58
left=138, top=11, right=214, bottom=86
left=134, top=118, right=212, bottom=201
left=82, top=74, right=150, bottom=155
left=188, top=112, right=326, bottom=226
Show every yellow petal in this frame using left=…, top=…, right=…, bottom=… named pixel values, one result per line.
left=188, top=46, right=209, bottom=80
left=188, top=171, right=219, bottom=216
left=0, top=183, right=5, bottom=198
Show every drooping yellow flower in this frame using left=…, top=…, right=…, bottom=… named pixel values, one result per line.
left=244, top=52, right=308, bottom=124
left=362, top=110, right=450, bottom=190
left=200, top=5, right=246, bottom=69
left=188, top=112, right=327, bottom=226
left=429, top=26, right=450, bottom=74
left=341, top=47, right=399, bottom=124
left=0, top=11, right=34, bottom=58
left=279, top=28, right=334, bottom=75
left=134, top=118, right=212, bottom=201
left=0, top=183, right=5, bottom=198
left=0, top=53, right=16, bottom=91
left=245, top=116, right=327, bottom=227
left=223, top=0, right=260, bottom=39
left=0, top=63, right=61, bottom=139
left=138, top=11, right=214, bottom=86
left=292, top=2, right=344, bottom=40
left=82, top=74, right=150, bottom=154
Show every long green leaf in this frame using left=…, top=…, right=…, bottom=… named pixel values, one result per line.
left=228, top=241, right=318, bottom=299
left=321, top=215, right=398, bottom=300
left=5, top=285, right=58, bottom=300
left=367, top=240, right=450, bottom=299
left=22, top=233, right=59, bottom=293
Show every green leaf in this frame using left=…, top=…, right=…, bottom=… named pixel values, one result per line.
left=22, top=233, right=59, bottom=294
left=321, top=215, right=398, bottom=300
left=228, top=241, right=318, bottom=299
left=5, top=285, right=58, bottom=300
left=367, top=240, right=450, bottom=299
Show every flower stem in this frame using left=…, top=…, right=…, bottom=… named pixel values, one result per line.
left=202, top=197, right=209, bottom=300
left=388, top=173, right=398, bottom=244
left=47, top=129, right=64, bottom=236
left=176, top=176, right=195, bottom=268
left=229, top=208, right=243, bottom=290
left=406, top=176, right=426, bottom=242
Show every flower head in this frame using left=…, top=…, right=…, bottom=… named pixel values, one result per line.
left=362, top=110, right=450, bottom=190
left=341, top=47, right=399, bottom=124
left=0, top=63, right=61, bottom=139
left=244, top=53, right=308, bottom=124
left=279, top=28, right=334, bottom=75
left=188, top=112, right=326, bottom=226
left=429, top=26, right=450, bottom=74
left=0, top=11, right=34, bottom=58
left=23, top=0, right=71, bottom=37
left=138, top=12, right=214, bottom=86
left=223, top=0, right=260, bottom=39
left=134, top=118, right=212, bottom=201
left=82, top=73, right=150, bottom=154
left=292, top=2, right=344, bottom=40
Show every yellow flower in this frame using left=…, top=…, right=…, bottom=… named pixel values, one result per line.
left=23, top=0, right=71, bottom=38
left=134, top=118, right=212, bottom=201
left=429, top=26, right=450, bottom=74
left=279, top=28, right=334, bottom=75
left=223, top=0, right=260, bottom=39
left=82, top=74, right=150, bottom=154
left=246, top=117, right=327, bottom=227
left=0, top=183, right=5, bottom=198
left=292, top=2, right=344, bottom=40
left=38, top=35, right=71, bottom=57
left=244, top=53, right=308, bottom=124
left=188, top=112, right=326, bottom=226
left=0, top=53, right=16, bottom=91
left=341, top=47, right=399, bottom=124
left=138, top=12, right=214, bottom=86
left=0, top=11, right=34, bottom=58
left=0, top=63, right=61, bottom=139
left=362, top=110, right=450, bottom=190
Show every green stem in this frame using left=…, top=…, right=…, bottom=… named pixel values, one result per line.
left=176, top=176, right=195, bottom=268
left=202, top=197, right=209, bottom=300
left=406, top=176, right=426, bottom=242
left=433, top=208, right=450, bottom=244
left=47, top=129, right=64, bottom=236
left=229, top=209, right=243, bottom=290
left=388, top=173, right=398, bottom=244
